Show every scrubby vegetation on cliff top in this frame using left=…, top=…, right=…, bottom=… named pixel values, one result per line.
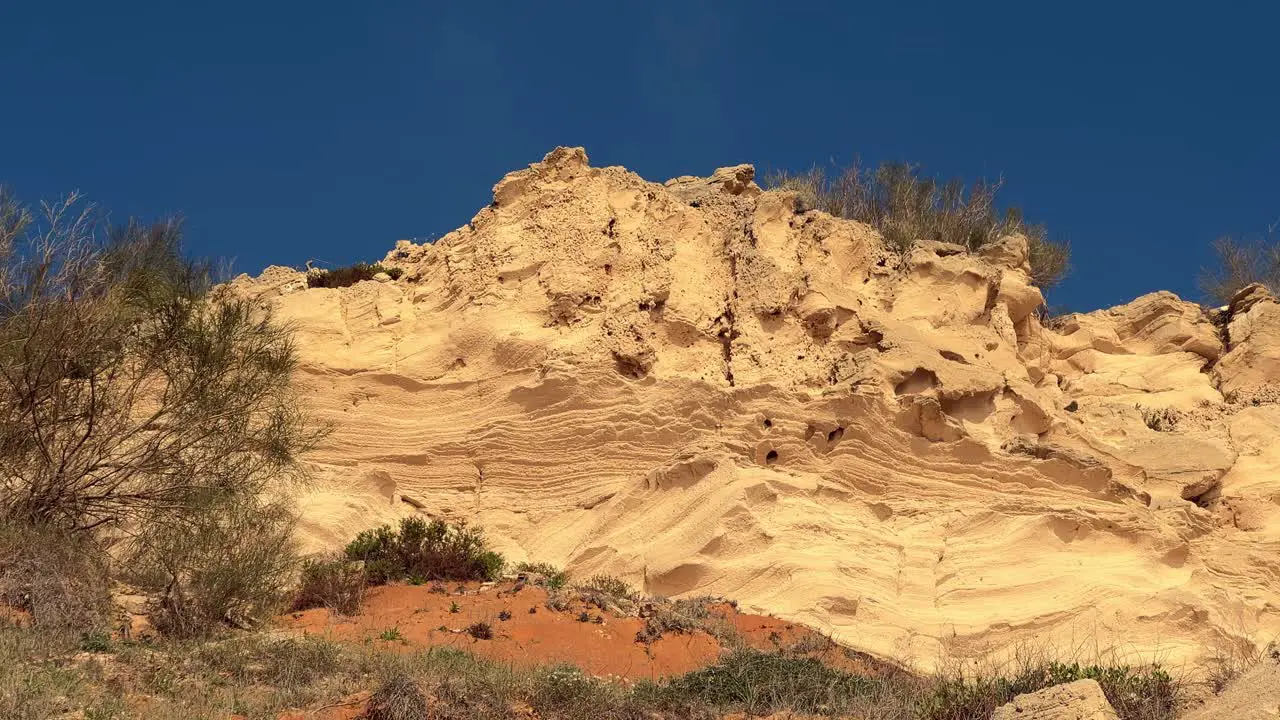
left=767, top=159, right=1072, bottom=288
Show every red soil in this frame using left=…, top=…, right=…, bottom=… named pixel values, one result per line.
left=280, top=580, right=877, bottom=681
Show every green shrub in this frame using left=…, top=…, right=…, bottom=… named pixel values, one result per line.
left=515, top=561, right=569, bottom=590
left=307, top=262, right=403, bottom=289
left=293, top=555, right=366, bottom=614
left=343, top=517, right=505, bottom=585
left=767, top=161, right=1070, bottom=287
left=655, top=647, right=880, bottom=716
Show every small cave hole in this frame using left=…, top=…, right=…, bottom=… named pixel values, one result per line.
left=765, top=450, right=779, bottom=465
left=938, top=350, right=969, bottom=365
left=763, top=418, right=773, bottom=429
left=604, top=263, right=613, bottom=276
left=497, top=275, right=505, bottom=284
left=894, top=368, right=939, bottom=396
left=827, top=427, right=845, bottom=444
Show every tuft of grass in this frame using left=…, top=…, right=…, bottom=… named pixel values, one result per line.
left=307, top=262, right=403, bottom=289
left=767, top=160, right=1070, bottom=287
left=366, top=672, right=428, bottom=720
left=466, top=622, right=493, bottom=640
left=449, top=601, right=461, bottom=614
left=379, top=627, right=404, bottom=642
left=515, top=561, right=570, bottom=590
left=576, top=574, right=635, bottom=601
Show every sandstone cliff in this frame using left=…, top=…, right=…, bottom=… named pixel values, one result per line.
left=232, top=148, right=1280, bottom=674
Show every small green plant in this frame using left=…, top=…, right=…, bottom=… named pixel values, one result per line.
left=515, top=561, right=570, bottom=590
left=467, top=622, right=493, bottom=640
left=79, top=631, right=111, bottom=653
left=378, top=627, right=403, bottom=642
left=343, top=516, right=505, bottom=585
left=449, top=601, right=461, bottom=614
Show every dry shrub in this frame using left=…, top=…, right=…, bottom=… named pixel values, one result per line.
left=1199, top=233, right=1280, bottom=306
left=307, top=262, right=402, bottom=289
left=514, top=561, right=569, bottom=590
left=293, top=554, right=366, bottom=615
left=1138, top=405, right=1182, bottom=432
left=0, top=523, right=111, bottom=633
left=127, top=496, right=299, bottom=637
left=767, top=161, right=1070, bottom=287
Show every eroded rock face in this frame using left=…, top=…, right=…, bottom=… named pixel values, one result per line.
left=231, top=148, right=1280, bottom=674
left=991, top=680, right=1119, bottom=720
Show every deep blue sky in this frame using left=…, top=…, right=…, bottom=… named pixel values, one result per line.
left=3, top=2, right=1277, bottom=310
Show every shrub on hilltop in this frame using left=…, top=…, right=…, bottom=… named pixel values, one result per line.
left=767, top=160, right=1070, bottom=287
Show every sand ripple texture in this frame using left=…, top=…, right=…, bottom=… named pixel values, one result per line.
left=231, top=148, right=1280, bottom=675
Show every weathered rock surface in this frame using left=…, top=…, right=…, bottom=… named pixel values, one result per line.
left=991, top=680, right=1119, bottom=720
left=232, top=147, right=1280, bottom=674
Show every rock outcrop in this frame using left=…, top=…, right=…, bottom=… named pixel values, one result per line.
left=991, top=680, right=1119, bottom=720
left=231, top=148, right=1280, bottom=674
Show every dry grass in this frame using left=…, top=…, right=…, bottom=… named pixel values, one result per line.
left=0, top=523, right=112, bottom=633
left=767, top=161, right=1070, bottom=287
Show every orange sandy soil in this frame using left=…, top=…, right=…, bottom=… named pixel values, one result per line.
left=266, top=580, right=882, bottom=719
left=281, top=580, right=875, bottom=680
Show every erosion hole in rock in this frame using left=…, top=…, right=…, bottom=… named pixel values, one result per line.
left=497, top=275, right=505, bottom=284
left=940, top=391, right=997, bottom=423
left=827, top=427, right=845, bottom=444
left=763, top=418, right=773, bottom=429
left=939, top=350, right=970, bottom=365
left=765, top=450, right=779, bottom=465
left=894, top=368, right=939, bottom=396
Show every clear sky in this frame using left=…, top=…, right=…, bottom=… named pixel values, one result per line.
left=3, top=1, right=1277, bottom=311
